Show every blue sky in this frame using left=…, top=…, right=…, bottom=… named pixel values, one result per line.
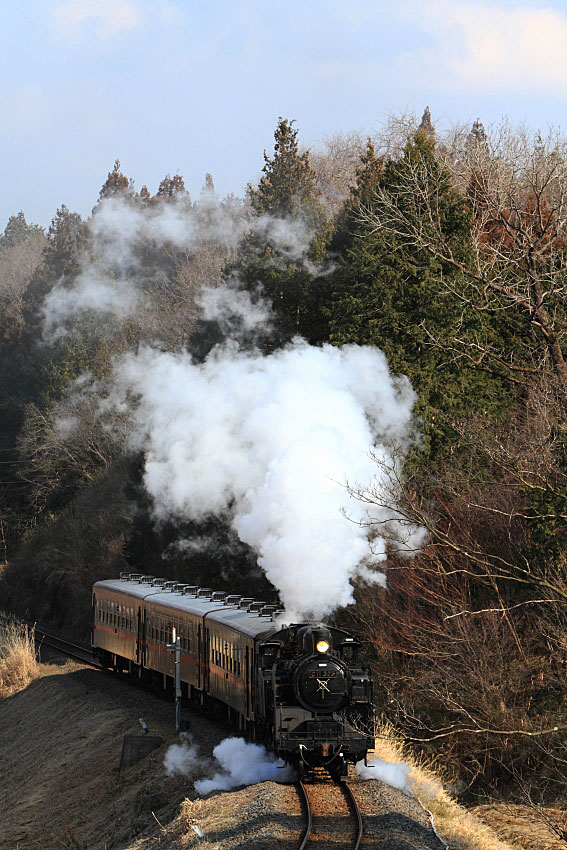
left=2, top=0, right=567, bottom=227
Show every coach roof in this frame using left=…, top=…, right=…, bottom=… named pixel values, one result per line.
left=94, top=579, right=279, bottom=637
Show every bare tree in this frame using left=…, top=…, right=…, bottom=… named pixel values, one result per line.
left=0, top=230, right=46, bottom=319
left=307, top=131, right=367, bottom=215
left=346, top=377, right=567, bottom=789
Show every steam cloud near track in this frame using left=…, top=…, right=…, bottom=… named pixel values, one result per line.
left=164, top=736, right=294, bottom=791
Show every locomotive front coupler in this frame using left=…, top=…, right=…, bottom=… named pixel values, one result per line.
left=298, top=743, right=344, bottom=769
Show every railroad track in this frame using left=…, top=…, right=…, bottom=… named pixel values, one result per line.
left=0, top=608, right=97, bottom=667
left=298, top=771, right=363, bottom=849
left=34, top=623, right=97, bottom=667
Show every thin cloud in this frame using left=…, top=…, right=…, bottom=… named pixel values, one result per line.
left=403, top=1, right=567, bottom=96
left=51, top=0, right=144, bottom=42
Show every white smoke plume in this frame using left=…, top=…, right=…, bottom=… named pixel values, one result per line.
left=194, top=737, right=294, bottom=794
left=105, top=339, right=420, bottom=620
left=356, top=755, right=413, bottom=793
left=196, top=279, right=273, bottom=336
left=89, top=194, right=316, bottom=266
left=41, top=191, right=321, bottom=338
left=164, top=735, right=201, bottom=778
left=42, top=269, right=141, bottom=340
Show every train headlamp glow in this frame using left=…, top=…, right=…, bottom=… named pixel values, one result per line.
left=316, top=640, right=330, bottom=654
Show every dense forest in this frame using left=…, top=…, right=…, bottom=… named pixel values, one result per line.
left=2, top=110, right=567, bottom=813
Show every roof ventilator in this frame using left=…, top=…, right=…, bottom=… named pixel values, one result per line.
left=248, top=601, right=267, bottom=613
left=183, top=586, right=199, bottom=596
left=164, top=581, right=177, bottom=592
left=260, top=605, right=278, bottom=617
left=197, top=588, right=213, bottom=598
left=211, top=591, right=226, bottom=602
left=152, top=577, right=166, bottom=587
left=238, top=598, right=255, bottom=609
left=129, top=573, right=143, bottom=582
left=141, top=575, right=155, bottom=584
left=225, top=595, right=242, bottom=606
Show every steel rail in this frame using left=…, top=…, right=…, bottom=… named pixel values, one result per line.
left=35, top=626, right=98, bottom=667
left=297, top=781, right=312, bottom=850
left=297, top=777, right=363, bottom=850
left=342, top=781, right=363, bottom=850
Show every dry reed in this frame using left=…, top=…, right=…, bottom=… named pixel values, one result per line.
left=0, top=620, right=40, bottom=696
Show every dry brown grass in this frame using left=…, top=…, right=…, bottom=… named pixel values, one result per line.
left=373, top=725, right=519, bottom=850
left=0, top=621, right=40, bottom=696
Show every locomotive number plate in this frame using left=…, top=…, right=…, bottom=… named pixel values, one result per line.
left=309, top=670, right=336, bottom=679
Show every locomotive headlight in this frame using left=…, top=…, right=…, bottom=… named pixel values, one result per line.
left=316, top=639, right=330, bottom=654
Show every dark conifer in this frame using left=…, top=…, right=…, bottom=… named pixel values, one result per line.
left=236, top=118, right=329, bottom=344
left=98, top=160, right=133, bottom=201
left=418, top=106, right=435, bottom=138
left=156, top=173, right=189, bottom=202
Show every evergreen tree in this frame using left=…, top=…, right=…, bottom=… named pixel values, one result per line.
left=41, top=205, right=87, bottom=281
left=155, top=173, right=189, bottom=202
left=0, top=212, right=44, bottom=248
left=248, top=118, right=322, bottom=223
left=330, top=139, right=384, bottom=256
left=98, top=159, right=133, bottom=202
left=328, top=131, right=509, bottom=455
left=236, top=117, right=329, bottom=344
left=418, top=106, right=435, bottom=138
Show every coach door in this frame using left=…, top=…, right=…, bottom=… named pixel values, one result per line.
left=204, top=627, right=210, bottom=692
left=245, top=646, right=251, bottom=718
left=136, top=606, right=144, bottom=666
left=91, top=592, right=96, bottom=647
left=197, top=624, right=202, bottom=688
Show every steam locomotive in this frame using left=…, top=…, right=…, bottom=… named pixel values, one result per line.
left=92, top=573, right=374, bottom=776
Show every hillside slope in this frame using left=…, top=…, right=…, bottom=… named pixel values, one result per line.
left=0, top=660, right=532, bottom=850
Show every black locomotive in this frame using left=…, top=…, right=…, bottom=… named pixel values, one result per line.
left=92, top=573, right=374, bottom=776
